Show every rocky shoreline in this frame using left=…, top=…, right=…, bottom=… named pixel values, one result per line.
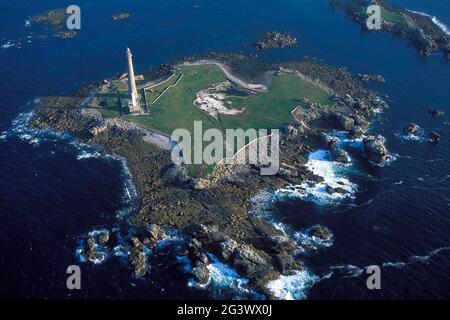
left=29, top=54, right=388, bottom=298
left=330, top=0, right=450, bottom=58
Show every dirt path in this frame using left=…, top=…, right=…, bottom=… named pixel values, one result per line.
left=182, top=60, right=268, bottom=92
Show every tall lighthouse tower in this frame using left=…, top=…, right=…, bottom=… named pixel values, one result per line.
left=126, top=47, right=142, bottom=114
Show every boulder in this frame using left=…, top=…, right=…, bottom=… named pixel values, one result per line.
left=363, top=136, right=388, bottom=165
left=428, top=108, right=444, bottom=118
left=191, top=261, right=211, bottom=285
left=429, top=131, right=440, bottom=143
left=82, top=238, right=97, bottom=261
left=96, top=231, right=110, bottom=245
left=403, top=123, right=420, bottom=135
left=321, top=132, right=339, bottom=148
left=334, top=187, right=349, bottom=195
left=331, top=147, right=350, bottom=163
left=129, top=248, right=147, bottom=278
left=307, top=225, right=333, bottom=241
left=325, top=185, right=334, bottom=194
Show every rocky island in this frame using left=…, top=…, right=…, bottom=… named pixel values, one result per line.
left=330, top=0, right=450, bottom=58
left=252, top=31, right=298, bottom=51
left=29, top=52, right=389, bottom=298
left=29, top=8, right=77, bottom=39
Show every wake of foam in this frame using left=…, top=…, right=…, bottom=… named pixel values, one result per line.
left=266, top=269, right=319, bottom=300
left=327, top=246, right=450, bottom=280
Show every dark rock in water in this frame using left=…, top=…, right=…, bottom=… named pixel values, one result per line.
left=325, top=185, right=334, bottom=194
left=273, top=253, right=304, bottom=276
left=363, top=136, right=388, bottom=165
left=129, top=247, right=147, bottom=278
left=82, top=238, right=97, bottom=261
left=331, top=147, right=350, bottom=163
left=334, top=187, right=349, bottom=195
left=429, top=131, right=440, bottom=143
left=253, top=31, right=297, bottom=51
left=111, top=12, right=131, bottom=21
left=191, top=261, right=210, bottom=285
left=97, top=231, right=110, bottom=245
left=307, top=225, right=333, bottom=241
left=403, top=123, right=420, bottom=135
left=428, top=108, right=444, bottom=118
left=321, top=132, right=339, bottom=148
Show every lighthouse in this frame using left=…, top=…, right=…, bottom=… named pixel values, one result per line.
left=126, top=48, right=142, bottom=114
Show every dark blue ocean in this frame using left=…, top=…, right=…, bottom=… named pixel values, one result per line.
left=0, top=0, right=449, bottom=299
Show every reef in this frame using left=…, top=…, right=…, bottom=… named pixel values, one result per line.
left=111, top=12, right=132, bottom=21
left=252, top=31, right=298, bottom=51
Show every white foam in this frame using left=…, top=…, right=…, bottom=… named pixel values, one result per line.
left=275, top=149, right=357, bottom=205
left=294, top=225, right=334, bottom=252
left=1, top=41, right=15, bottom=49
left=328, top=131, right=364, bottom=149
left=382, top=261, right=406, bottom=269
left=76, top=150, right=101, bottom=160
left=266, top=269, right=319, bottom=300
left=395, top=130, right=426, bottom=142
left=329, top=264, right=364, bottom=278
left=206, top=254, right=262, bottom=299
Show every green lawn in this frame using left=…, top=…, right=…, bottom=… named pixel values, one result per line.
left=126, top=64, right=332, bottom=135
left=381, top=8, right=407, bottom=25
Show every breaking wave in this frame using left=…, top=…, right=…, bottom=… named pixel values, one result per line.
left=266, top=269, right=319, bottom=300
left=275, top=149, right=357, bottom=205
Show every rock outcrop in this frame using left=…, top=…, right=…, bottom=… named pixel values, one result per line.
left=363, top=136, right=389, bottom=165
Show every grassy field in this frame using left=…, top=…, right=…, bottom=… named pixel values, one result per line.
left=126, top=64, right=332, bottom=135
left=381, top=7, right=407, bottom=25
